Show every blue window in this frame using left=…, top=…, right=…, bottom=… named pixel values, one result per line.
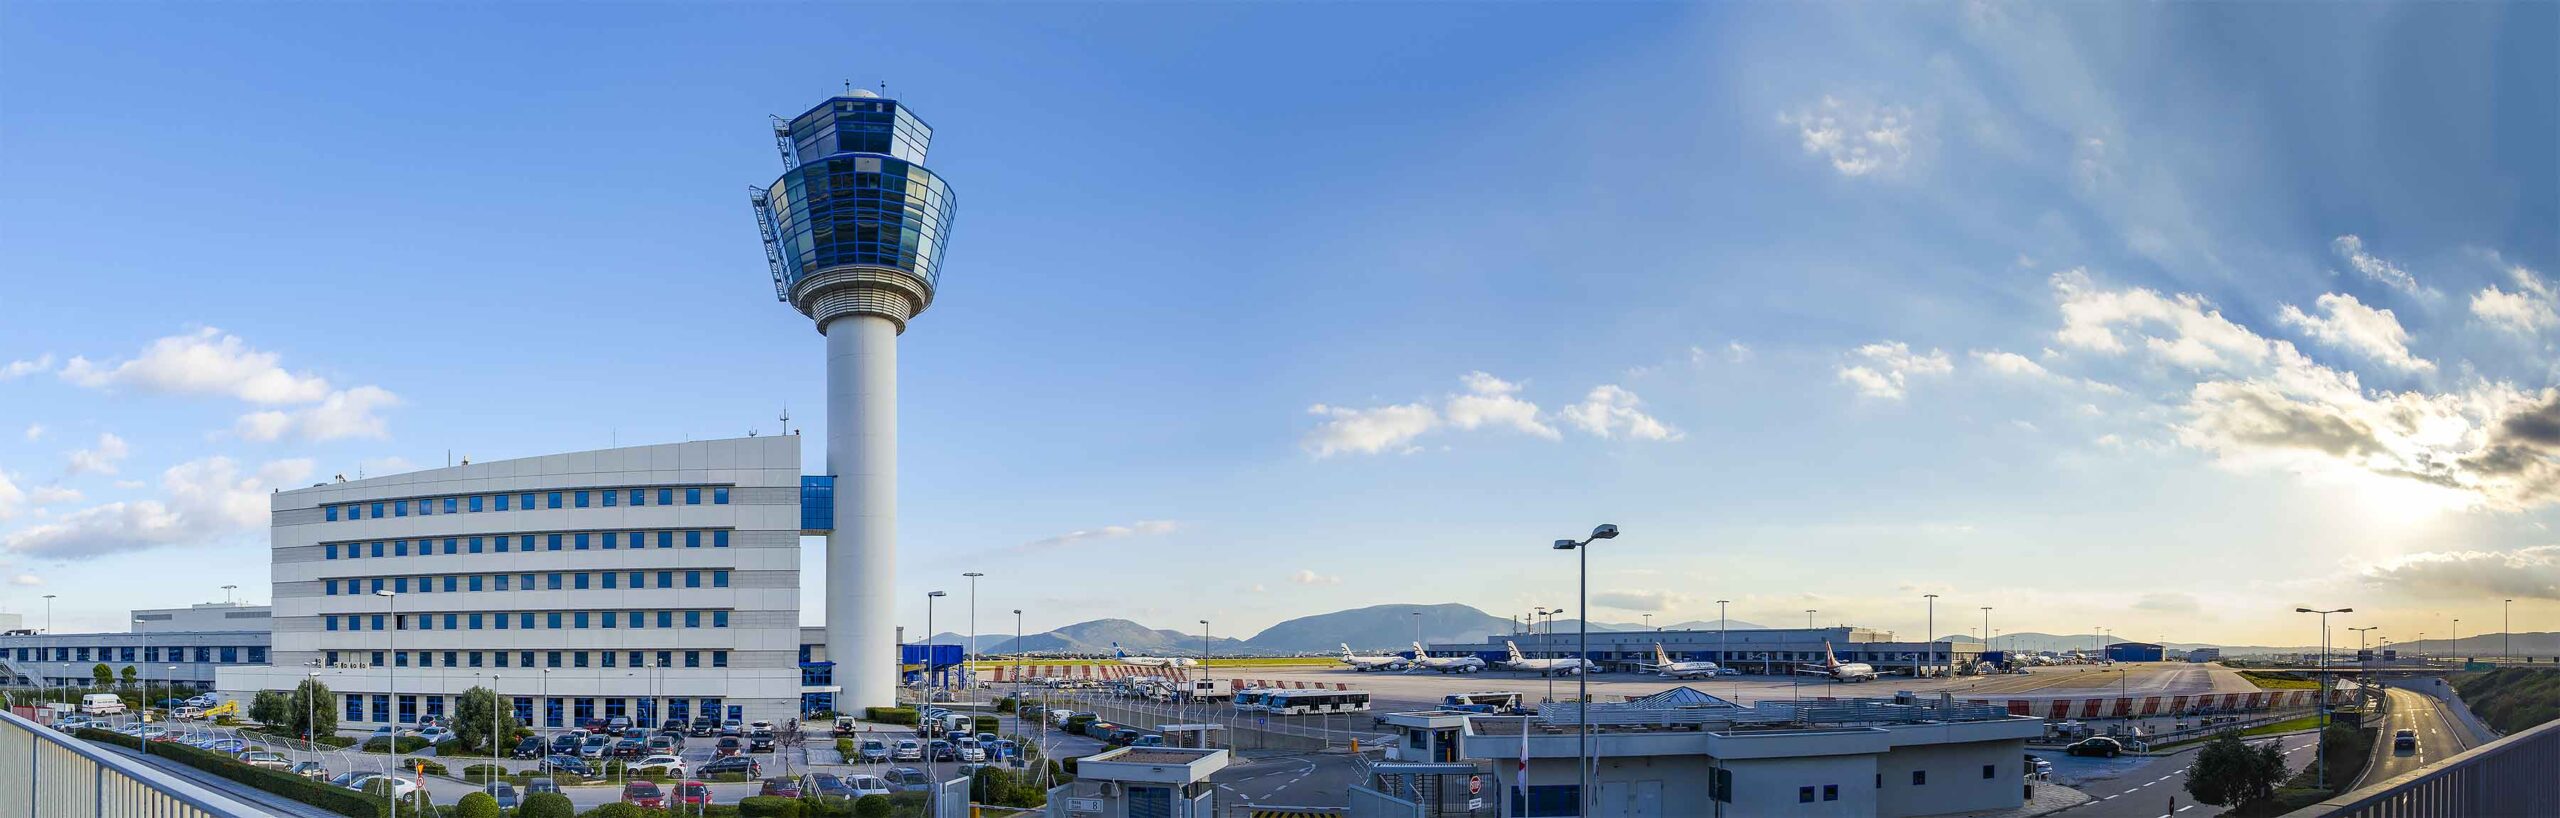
left=248, top=647, right=266, bottom=663
left=574, top=652, right=590, bottom=669
left=325, top=543, right=338, bottom=559
left=547, top=492, right=562, bottom=509
left=325, top=505, right=339, bottom=521
left=369, top=695, right=388, bottom=722
left=658, top=531, right=674, bottom=548
left=685, top=611, right=702, bottom=628
left=394, top=577, right=408, bottom=593
left=602, top=532, right=617, bottom=549
left=494, top=494, right=510, bottom=511
left=714, top=571, right=730, bottom=588
left=547, top=612, right=563, bottom=629
left=574, top=573, right=590, bottom=590
left=443, top=576, right=457, bottom=592
left=469, top=574, right=483, bottom=591
left=602, top=610, right=618, bottom=628
left=713, top=651, right=727, bottom=668
left=521, top=573, right=535, bottom=589
left=629, top=611, right=644, bottom=628
left=393, top=501, right=406, bottom=518
left=345, top=695, right=364, bottom=721
left=546, top=651, right=563, bottom=668
left=469, top=537, right=483, bottom=554
left=685, top=488, right=702, bottom=505
left=469, top=613, right=484, bottom=629
left=628, top=571, right=643, bottom=587
left=658, top=488, right=674, bottom=505
left=325, top=579, right=338, bottom=595
left=684, top=651, right=700, bottom=668
left=686, top=531, right=701, bottom=548
left=369, top=578, right=384, bottom=593
left=326, top=616, right=340, bottom=631
left=547, top=573, right=562, bottom=590
left=657, top=611, right=673, bottom=628
left=371, top=614, right=385, bottom=631
left=603, top=490, right=618, bottom=507
left=548, top=534, right=562, bottom=551
left=713, top=611, right=729, bottom=628
left=630, top=489, right=645, bottom=506
left=444, top=538, right=458, bottom=555
left=714, top=487, right=729, bottom=504
left=494, top=612, right=509, bottom=630
left=574, top=612, right=590, bottom=629
left=443, top=497, right=457, bottom=514
left=494, top=535, right=509, bottom=553
left=520, top=613, right=535, bottom=629
left=657, top=571, right=673, bottom=588
left=442, top=614, right=456, bottom=629
left=574, top=533, right=590, bottom=550
left=469, top=495, right=484, bottom=512
left=370, top=502, right=384, bottom=518
left=512, top=697, right=532, bottom=725
left=495, top=575, right=510, bottom=591
left=370, top=542, right=384, bottom=558
left=519, top=492, right=535, bottom=509
left=685, top=571, right=701, bottom=588
left=714, top=530, right=730, bottom=548
left=602, top=572, right=618, bottom=589
left=394, top=540, right=408, bottom=557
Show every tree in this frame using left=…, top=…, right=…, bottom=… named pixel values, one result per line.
left=285, top=677, right=338, bottom=741
left=451, top=686, right=519, bottom=755
left=91, top=664, right=113, bottom=688
left=452, top=791, right=502, bottom=818
left=119, top=666, right=137, bottom=689
left=519, top=791, right=576, bottom=818
left=248, top=690, right=294, bottom=730
left=2184, top=731, right=2287, bottom=806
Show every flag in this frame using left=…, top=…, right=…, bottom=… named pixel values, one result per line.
left=1516, top=715, right=1530, bottom=805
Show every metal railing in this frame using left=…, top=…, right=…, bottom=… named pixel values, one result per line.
left=2281, top=716, right=2560, bottom=817
left=1, top=708, right=278, bottom=817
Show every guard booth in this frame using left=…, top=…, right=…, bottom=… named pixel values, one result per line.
left=1368, top=711, right=1495, bottom=815
left=1158, top=723, right=1226, bottom=749
left=1377, top=711, right=1473, bottom=763
left=1044, top=746, right=1227, bottom=818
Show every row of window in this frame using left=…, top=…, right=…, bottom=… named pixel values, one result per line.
left=344, top=692, right=739, bottom=728
left=323, top=529, right=731, bottom=560
left=9, top=646, right=265, bottom=664
left=1699, top=766, right=2003, bottom=808
left=321, top=486, right=731, bottom=522
left=324, top=569, right=731, bottom=596
left=323, top=647, right=729, bottom=671
left=323, top=609, right=732, bottom=632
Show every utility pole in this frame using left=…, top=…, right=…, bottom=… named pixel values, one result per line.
left=1923, top=594, right=1937, bottom=678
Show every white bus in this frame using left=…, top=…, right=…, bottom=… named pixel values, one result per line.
left=1261, top=690, right=1372, bottom=716
left=1232, top=688, right=1276, bottom=713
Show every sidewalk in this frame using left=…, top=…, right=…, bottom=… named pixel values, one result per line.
left=1958, top=781, right=2093, bottom=817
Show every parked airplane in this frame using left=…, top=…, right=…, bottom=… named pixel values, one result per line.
left=1411, top=642, right=1487, bottom=674
left=1793, top=640, right=1878, bottom=682
left=1635, top=643, right=1723, bottom=679
left=1112, top=643, right=1199, bottom=669
left=1501, top=640, right=1594, bottom=676
left=1337, top=644, right=1410, bottom=672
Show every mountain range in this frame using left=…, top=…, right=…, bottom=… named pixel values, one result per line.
left=918, top=604, right=1778, bottom=656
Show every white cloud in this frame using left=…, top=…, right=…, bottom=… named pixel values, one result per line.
left=8, top=573, right=38, bottom=586
left=1693, top=342, right=1752, bottom=365
left=1, top=456, right=313, bottom=560
left=1837, top=342, right=1954, bottom=400
left=1559, top=385, right=1682, bottom=440
left=1778, top=95, right=1920, bottom=178
left=112, top=479, right=145, bottom=490
left=1020, top=520, right=1179, bottom=552
left=2358, top=545, right=2560, bottom=601
left=2470, top=262, right=2558, bottom=337
left=232, top=385, right=400, bottom=442
left=59, top=328, right=333, bottom=404
left=28, top=486, right=81, bottom=505
left=1304, top=402, right=1440, bottom=457
left=2130, top=592, right=2202, bottom=614
left=2278, top=293, right=2436, bottom=373
left=2332, top=235, right=2431, bottom=299
left=1289, top=569, right=1341, bottom=586
left=1, top=354, right=53, bottom=379
left=1443, top=372, right=1560, bottom=439
left=0, top=472, right=24, bottom=521
left=22, top=423, right=43, bottom=441
left=1593, top=589, right=1688, bottom=612
left=65, top=433, right=130, bottom=476
left=2051, top=269, right=2270, bottom=373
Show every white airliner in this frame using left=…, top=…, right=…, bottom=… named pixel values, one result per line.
left=1501, top=640, right=1594, bottom=676
left=1634, top=643, right=1722, bottom=679
left=1338, top=644, right=1411, bottom=672
left=1410, top=642, right=1486, bottom=674
left=1793, top=640, right=1878, bottom=682
left=1112, top=643, right=1199, bottom=669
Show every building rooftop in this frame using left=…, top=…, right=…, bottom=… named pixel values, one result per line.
left=1105, top=750, right=1217, bottom=765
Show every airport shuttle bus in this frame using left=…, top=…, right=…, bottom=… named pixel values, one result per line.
left=1233, top=688, right=1276, bottom=713
left=1261, top=690, right=1373, bottom=716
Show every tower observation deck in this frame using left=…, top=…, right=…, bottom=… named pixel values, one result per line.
left=752, top=90, right=957, bottom=711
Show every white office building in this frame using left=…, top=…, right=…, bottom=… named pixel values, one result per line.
left=217, top=436, right=807, bottom=732
left=2, top=603, right=272, bottom=691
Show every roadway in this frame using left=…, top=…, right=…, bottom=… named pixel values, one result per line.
left=2045, top=732, right=2320, bottom=817
left=2360, top=686, right=2480, bottom=785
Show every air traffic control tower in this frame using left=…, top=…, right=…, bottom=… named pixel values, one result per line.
left=751, top=90, right=956, bottom=711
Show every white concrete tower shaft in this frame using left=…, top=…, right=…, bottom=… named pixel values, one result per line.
left=826, top=313, right=899, bottom=712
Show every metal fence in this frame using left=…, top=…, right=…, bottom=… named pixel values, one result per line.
left=2281, top=716, right=2560, bottom=817
left=1, top=708, right=277, bottom=818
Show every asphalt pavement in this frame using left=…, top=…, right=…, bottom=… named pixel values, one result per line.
left=2043, top=732, right=2319, bottom=818
left=2360, top=686, right=2480, bottom=786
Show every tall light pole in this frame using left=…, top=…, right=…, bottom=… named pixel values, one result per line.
left=2504, top=599, right=2514, bottom=662
left=926, top=591, right=947, bottom=698
left=1805, top=609, right=1816, bottom=630
left=963, top=572, right=984, bottom=689
left=2295, top=606, right=2352, bottom=787
left=1551, top=523, right=1619, bottom=818
left=133, top=617, right=149, bottom=756
left=1982, top=608, right=1994, bottom=657
left=2454, top=618, right=2461, bottom=660
left=42, top=594, right=55, bottom=703
left=1716, top=600, right=1730, bottom=674
left=1643, top=614, right=1652, bottom=632
left=1923, top=595, right=1937, bottom=678
left=377, top=589, right=398, bottom=818
left=1012, top=610, right=1024, bottom=710
left=481, top=671, right=500, bottom=794
left=309, top=670, right=324, bottom=745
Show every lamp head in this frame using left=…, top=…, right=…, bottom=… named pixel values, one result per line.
left=928, top=590, right=947, bottom=598
left=1551, top=539, right=1577, bottom=550
left=2295, top=607, right=2315, bottom=613
left=1590, top=524, right=1619, bottom=540
left=375, top=590, right=394, bottom=598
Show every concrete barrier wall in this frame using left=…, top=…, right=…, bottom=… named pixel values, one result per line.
left=0, top=709, right=273, bottom=818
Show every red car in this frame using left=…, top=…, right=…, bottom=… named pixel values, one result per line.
left=758, top=778, right=804, bottom=798
left=621, top=781, right=666, bottom=808
left=677, top=780, right=712, bottom=808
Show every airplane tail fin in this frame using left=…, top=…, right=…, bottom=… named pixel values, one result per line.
left=1823, top=639, right=1840, bottom=668
left=1112, top=642, right=1126, bottom=659
left=1340, top=643, right=1355, bottom=661
left=1655, top=642, right=1672, bottom=666
left=1505, top=640, right=1526, bottom=663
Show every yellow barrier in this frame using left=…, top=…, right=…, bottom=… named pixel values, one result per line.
left=1246, top=809, right=1344, bottom=818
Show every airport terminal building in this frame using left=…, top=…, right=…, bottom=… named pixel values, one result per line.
left=2, top=603, right=274, bottom=691
left=216, top=437, right=820, bottom=729
left=1429, top=627, right=1984, bottom=675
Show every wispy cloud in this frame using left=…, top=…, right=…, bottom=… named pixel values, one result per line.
left=1778, top=95, right=1921, bottom=178
left=59, top=328, right=400, bottom=441
left=1289, top=569, right=1341, bottom=586
left=2278, top=293, right=2435, bottom=374
left=1, top=354, right=53, bottom=380
left=65, top=433, right=130, bottom=476
left=1305, top=373, right=1679, bottom=456
left=1019, top=520, right=1179, bottom=552
left=2332, top=235, right=2433, bottom=300
left=1837, top=342, right=1953, bottom=400
left=2470, top=261, right=2558, bottom=338
left=3, top=456, right=315, bottom=560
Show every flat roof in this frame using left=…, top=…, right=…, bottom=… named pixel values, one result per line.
left=1104, top=750, right=1215, bottom=765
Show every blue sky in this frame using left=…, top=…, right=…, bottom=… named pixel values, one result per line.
left=3, top=2, right=2553, bottom=647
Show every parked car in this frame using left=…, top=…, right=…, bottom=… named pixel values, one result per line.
left=205, top=738, right=247, bottom=755
left=525, top=778, right=561, bottom=796
left=239, top=751, right=291, bottom=769
left=993, top=739, right=1019, bottom=760
left=613, top=737, right=647, bottom=758
left=485, top=783, right=520, bottom=810
left=858, top=738, right=890, bottom=763
left=715, top=736, right=744, bottom=757
left=606, top=716, right=633, bottom=733
left=630, top=755, right=688, bottom=777
left=2394, top=729, right=2418, bottom=751
left=550, top=733, right=584, bottom=755
left=543, top=755, right=596, bottom=777
left=580, top=734, right=613, bottom=758
left=892, top=739, right=923, bottom=761
left=621, top=781, right=667, bottom=808
left=289, top=761, right=329, bottom=780
left=2023, top=754, right=2052, bottom=779
left=884, top=767, right=931, bottom=793
left=676, top=780, right=713, bottom=808
left=699, top=755, right=761, bottom=778
left=689, top=717, right=722, bottom=737
left=748, top=731, right=777, bottom=753
left=759, top=777, right=806, bottom=799
left=646, top=735, right=681, bottom=756
left=2063, top=737, right=2125, bottom=758
left=833, top=716, right=858, bottom=736
left=929, top=739, right=957, bottom=761
left=512, top=736, right=546, bottom=759
left=414, top=726, right=456, bottom=745
left=802, top=772, right=855, bottom=800
left=661, top=718, right=688, bottom=734
left=343, top=774, right=420, bottom=799
left=847, top=774, right=895, bottom=799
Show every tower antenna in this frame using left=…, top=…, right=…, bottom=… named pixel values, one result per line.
left=780, top=405, right=791, bottom=437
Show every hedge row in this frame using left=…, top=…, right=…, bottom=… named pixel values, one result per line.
left=863, top=706, right=918, bottom=725
left=75, top=728, right=389, bottom=818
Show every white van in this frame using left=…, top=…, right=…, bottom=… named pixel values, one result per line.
left=1048, top=708, right=1075, bottom=727
left=79, top=694, right=127, bottom=715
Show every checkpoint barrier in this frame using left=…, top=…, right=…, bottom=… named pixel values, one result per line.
left=1243, top=807, right=1344, bottom=818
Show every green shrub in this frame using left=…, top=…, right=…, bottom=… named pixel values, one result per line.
left=709, top=771, right=755, bottom=783
left=461, top=763, right=507, bottom=783
left=454, top=791, right=503, bottom=818
left=862, top=707, right=917, bottom=725
left=520, top=791, right=577, bottom=818
left=362, top=735, right=431, bottom=754
left=78, top=728, right=386, bottom=817
left=408, top=759, right=449, bottom=776
left=738, top=796, right=803, bottom=817
left=580, top=804, right=661, bottom=818
left=851, top=795, right=892, bottom=818
left=971, top=715, right=998, bottom=736
left=798, top=797, right=856, bottom=818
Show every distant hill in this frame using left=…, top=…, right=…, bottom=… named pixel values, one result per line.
left=979, top=619, right=1265, bottom=656
left=1245, top=604, right=1517, bottom=652
left=1935, top=632, right=2318, bottom=656
left=2362, top=632, right=2560, bottom=659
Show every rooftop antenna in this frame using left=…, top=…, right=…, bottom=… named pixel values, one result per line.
left=780, top=405, right=791, bottom=437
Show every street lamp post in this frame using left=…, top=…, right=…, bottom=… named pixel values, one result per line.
left=1923, top=594, right=1937, bottom=678
left=132, top=618, right=149, bottom=756
left=963, top=573, right=984, bottom=689
left=2504, top=599, right=2514, bottom=663
left=309, top=671, right=323, bottom=745
left=2295, top=606, right=2353, bottom=787
left=2454, top=619, right=2461, bottom=660
left=42, top=595, right=55, bottom=705
left=1806, top=609, right=1816, bottom=630
left=926, top=591, right=946, bottom=698
left=1716, top=600, right=1730, bottom=675
left=1982, top=608, right=1994, bottom=658
left=1551, top=523, right=1619, bottom=818
left=377, top=589, right=398, bottom=818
